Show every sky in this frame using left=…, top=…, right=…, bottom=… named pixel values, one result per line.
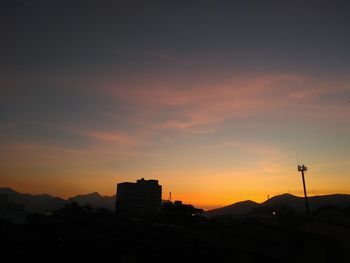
left=1, top=0, right=350, bottom=209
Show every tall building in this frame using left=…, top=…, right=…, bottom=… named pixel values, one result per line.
left=116, top=178, right=162, bottom=216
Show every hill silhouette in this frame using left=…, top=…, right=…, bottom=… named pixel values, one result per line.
left=0, top=187, right=65, bottom=213
left=0, top=187, right=115, bottom=213
left=205, top=193, right=350, bottom=216
left=68, top=192, right=115, bottom=210
left=204, top=200, right=260, bottom=216
left=263, top=193, right=350, bottom=211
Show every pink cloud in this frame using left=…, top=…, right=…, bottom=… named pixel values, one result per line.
left=55, top=71, right=349, bottom=137
left=66, top=128, right=140, bottom=147
left=81, top=130, right=138, bottom=146
left=101, top=73, right=290, bottom=130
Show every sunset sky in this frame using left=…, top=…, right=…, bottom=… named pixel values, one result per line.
left=1, top=0, right=350, bottom=209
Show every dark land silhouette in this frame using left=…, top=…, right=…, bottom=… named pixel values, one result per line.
left=1, top=188, right=350, bottom=262
left=205, top=193, right=350, bottom=216
left=0, top=187, right=115, bottom=213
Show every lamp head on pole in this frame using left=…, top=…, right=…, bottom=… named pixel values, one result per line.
left=297, top=164, right=308, bottom=172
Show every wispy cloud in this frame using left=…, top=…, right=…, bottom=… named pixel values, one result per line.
left=99, top=72, right=350, bottom=136
left=70, top=129, right=139, bottom=147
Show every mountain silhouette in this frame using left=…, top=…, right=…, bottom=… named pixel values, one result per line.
left=0, top=187, right=65, bottom=213
left=263, top=193, right=350, bottom=211
left=205, top=193, right=350, bottom=216
left=68, top=192, right=115, bottom=210
left=204, top=200, right=260, bottom=217
left=262, top=193, right=304, bottom=210
left=0, top=187, right=115, bottom=213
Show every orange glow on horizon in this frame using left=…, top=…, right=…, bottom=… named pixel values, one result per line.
left=1, top=73, right=349, bottom=210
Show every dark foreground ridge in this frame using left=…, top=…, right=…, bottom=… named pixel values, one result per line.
left=1, top=201, right=350, bottom=263
left=1, top=188, right=350, bottom=262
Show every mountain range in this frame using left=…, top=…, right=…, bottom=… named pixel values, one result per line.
left=0, top=187, right=115, bottom=213
left=205, top=193, right=350, bottom=216
left=2, top=187, right=350, bottom=216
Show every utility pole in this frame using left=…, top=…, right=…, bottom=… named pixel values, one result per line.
left=297, top=164, right=310, bottom=215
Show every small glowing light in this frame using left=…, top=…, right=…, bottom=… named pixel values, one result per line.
left=272, top=211, right=276, bottom=215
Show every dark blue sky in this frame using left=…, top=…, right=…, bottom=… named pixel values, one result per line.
left=2, top=0, right=350, bottom=73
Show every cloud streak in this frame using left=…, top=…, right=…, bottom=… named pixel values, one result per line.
left=68, top=128, right=140, bottom=147
left=98, top=72, right=350, bottom=136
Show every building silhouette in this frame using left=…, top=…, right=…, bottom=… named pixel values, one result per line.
left=115, top=178, right=162, bottom=216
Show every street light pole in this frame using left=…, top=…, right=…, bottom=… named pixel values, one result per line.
left=298, top=164, right=310, bottom=215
